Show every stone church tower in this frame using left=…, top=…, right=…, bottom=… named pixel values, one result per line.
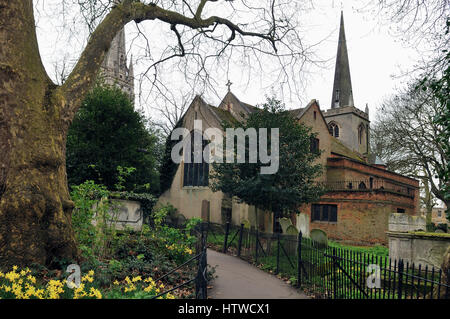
left=323, top=12, right=370, bottom=156
left=99, top=26, right=135, bottom=103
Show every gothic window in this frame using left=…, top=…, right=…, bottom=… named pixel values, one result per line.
left=310, top=137, right=320, bottom=154
left=328, top=122, right=339, bottom=138
left=183, top=132, right=209, bottom=187
left=358, top=123, right=365, bottom=145
left=335, top=89, right=340, bottom=103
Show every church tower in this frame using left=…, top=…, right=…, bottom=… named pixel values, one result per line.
left=323, top=11, right=370, bottom=156
left=99, top=25, right=135, bottom=103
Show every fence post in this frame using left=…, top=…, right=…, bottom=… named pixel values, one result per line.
left=223, top=221, right=230, bottom=253
left=397, top=259, right=404, bottom=300
left=195, top=223, right=208, bottom=299
left=297, top=231, right=302, bottom=288
left=255, top=229, right=259, bottom=264
left=276, top=232, right=280, bottom=275
left=446, top=269, right=449, bottom=299
left=237, top=223, right=244, bottom=257
left=332, top=247, right=337, bottom=299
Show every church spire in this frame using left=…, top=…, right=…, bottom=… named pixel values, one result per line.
left=331, top=11, right=354, bottom=109
left=100, top=25, right=135, bottom=104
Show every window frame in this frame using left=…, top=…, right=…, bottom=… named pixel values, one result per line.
left=311, top=204, right=338, bottom=223
left=183, top=131, right=210, bottom=187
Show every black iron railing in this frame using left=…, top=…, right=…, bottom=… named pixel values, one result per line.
left=152, top=223, right=208, bottom=299
left=321, top=179, right=415, bottom=197
left=208, top=222, right=449, bottom=299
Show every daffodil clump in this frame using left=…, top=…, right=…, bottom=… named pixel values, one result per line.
left=111, top=275, right=175, bottom=299
left=0, top=266, right=102, bottom=299
left=166, top=243, right=194, bottom=256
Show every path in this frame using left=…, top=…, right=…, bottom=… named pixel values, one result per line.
left=207, top=249, right=309, bottom=299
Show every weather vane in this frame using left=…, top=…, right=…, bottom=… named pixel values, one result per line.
left=226, top=79, right=233, bottom=92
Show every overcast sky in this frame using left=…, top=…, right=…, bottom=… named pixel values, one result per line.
left=35, top=0, right=423, bottom=122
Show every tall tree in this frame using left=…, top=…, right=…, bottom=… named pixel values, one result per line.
left=371, top=81, right=449, bottom=212
left=370, top=0, right=449, bottom=76
left=0, top=0, right=311, bottom=267
left=429, top=49, right=450, bottom=219
left=210, top=98, right=324, bottom=232
left=66, top=84, right=161, bottom=193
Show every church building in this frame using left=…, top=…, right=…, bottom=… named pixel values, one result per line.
left=156, top=13, right=419, bottom=245
left=100, top=26, right=135, bottom=102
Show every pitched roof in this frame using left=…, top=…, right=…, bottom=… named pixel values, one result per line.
left=218, top=91, right=256, bottom=114
left=208, top=105, right=240, bottom=126
left=288, top=107, right=306, bottom=118
left=330, top=136, right=366, bottom=162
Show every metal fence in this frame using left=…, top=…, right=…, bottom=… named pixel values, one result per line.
left=321, top=179, right=415, bottom=197
left=152, top=223, right=208, bottom=299
left=207, top=222, right=450, bottom=299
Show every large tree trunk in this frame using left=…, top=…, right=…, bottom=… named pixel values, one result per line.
left=0, top=0, right=79, bottom=267
left=0, top=0, right=278, bottom=268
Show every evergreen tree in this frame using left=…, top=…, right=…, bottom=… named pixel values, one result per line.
left=210, top=97, right=324, bottom=231
left=67, top=85, right=161, bottom=194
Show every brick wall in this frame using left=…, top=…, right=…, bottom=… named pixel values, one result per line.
left=300, top=190, right=418, bottom=245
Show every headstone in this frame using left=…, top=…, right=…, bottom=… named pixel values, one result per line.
left=279, top=217, right=293, bottom=234
left=286, top=225, right=299, bottom=236
left=297, top=213, right=310, bottom=237
left=201, top=200, right=210, bottom=222
left=241, top=219, right=251, bottom=229
left=176, top=214, right=187, bottom=227
left=221, top=198, right=232, bottom=224
left=388, top=213, right=426, bottom=232
left=310, top=228, right=328, bottom=246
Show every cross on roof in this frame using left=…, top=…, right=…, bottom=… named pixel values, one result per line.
left=226, top=80, right=233, bottom=92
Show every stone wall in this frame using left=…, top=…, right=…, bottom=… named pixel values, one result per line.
left=387, top=213, right=450, bottom=269
left=388, top=232, right=450, bottom=269
left=93, top=199, right=143, bottom=231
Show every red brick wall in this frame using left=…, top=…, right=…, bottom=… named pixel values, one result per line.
left=300, top=190, right=418, bottom=245
left=327, top=157, right=419, bottom=188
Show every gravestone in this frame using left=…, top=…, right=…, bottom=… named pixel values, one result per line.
left=175, top=213, right=187, bottom=227
left=297, top=213, right=310, bottom=237
left=286, top=225, right=299, bottom=236
left=241, top=219, right=251, bottom=229
left=388, top=213, right=426, bottom=232
left=221, top=197, right=232, bottom=224
left=279, top=217, right=293, bottom=234
left=201, top=200, right=210, bottom=222
left=310, top=228, right=328, bottom=246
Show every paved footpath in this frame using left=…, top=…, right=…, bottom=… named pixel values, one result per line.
left=207, top=249, right=309, bottom=299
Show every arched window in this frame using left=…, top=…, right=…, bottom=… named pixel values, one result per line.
left=183, top=131, right=209, bottom=187
left=358, top=123, right=365, bottom=144
left=328, top=122, right=340, bottom=138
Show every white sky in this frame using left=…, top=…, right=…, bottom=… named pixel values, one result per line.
left=35, top=0, right=423, bottom=122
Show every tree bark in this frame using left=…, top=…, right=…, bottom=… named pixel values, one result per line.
left=0, top=0, right=79, bottom=267
left=0, top=0, right=277, bottom=268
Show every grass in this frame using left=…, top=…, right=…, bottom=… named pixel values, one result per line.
left=327, top=241, right=389, bottom=257
left=207, top=228, right=390, bottom=258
